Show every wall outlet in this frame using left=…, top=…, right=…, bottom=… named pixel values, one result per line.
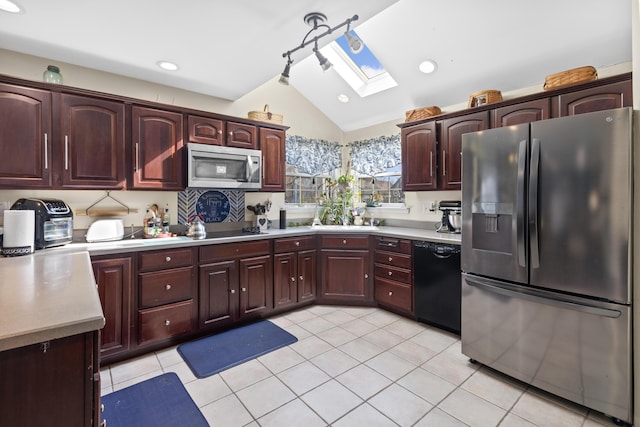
left=423, top=201, right=437, bottom=214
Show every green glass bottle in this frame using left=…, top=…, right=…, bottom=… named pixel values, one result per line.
left=43, top=65, right=63, bottom=84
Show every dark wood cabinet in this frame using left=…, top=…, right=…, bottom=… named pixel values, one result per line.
left=226, top=121, right=258, bottom=149
left=0, top=332, right=100, bottom=427
left=273, top=236, right=317, bottom=309
left=318, top=235, right=373, bottom=304
left=554, top=79, right=632, bottom=117
left=199, top=240, right=273, bottom=330
left=56, top=94, right=126, bottom=189
left=137, top=248, right=197, bottom=346
left=188, top=115, right=225, bottom=145
left=131, top=106, right=184, bottom=190
left=260, top=127, right=286, bottom=192
left=373, top=236, right=413, bottom=315
left=439, top=111, right=489, bottom=190
left=401, top=121, right=437, bottom=191
left=492, top=98, right=552, bottom=127
left=92, top=255, right=134, bottom=362
left=0, top=83, right=52, bottom=188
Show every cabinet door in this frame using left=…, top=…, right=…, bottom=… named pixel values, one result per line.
left=188, top=115, right=225, bottom=145
left=401, top=121, right=437, bottom=191
left=0, top=84, right=52, bottom=188
left=199, top=260, right=237, bottom=329
left=0, top=332, right=97, bottom=427
left=92, top=256, right=133, bottom=360
left=131, top=106, right=184, bottom=190
left=298, top=249, right=317, bottom=303
left=554, top=79, right=632, bottom=117
left=260, top=127, right=286, bottom=191
left=57, top=94, right=126, bottom=189
left=320, top=249, right=371, bottom=303
left=227, top=121, right=257, bottom=149
left=440, top=111, right=489, bottom=190
left=274, top=252, right=296, bottom=309
left=492, top=98, right=551, bottom=127
left=239, top=254, right=273, bottom=318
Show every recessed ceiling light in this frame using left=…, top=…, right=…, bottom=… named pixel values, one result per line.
left=157, top=61, right=179, bottom=71
left=337, top=94, right=349, bottom=103
left=0, top=0, right=21, bottom=13
left=419, top=60, right=438, bottom=74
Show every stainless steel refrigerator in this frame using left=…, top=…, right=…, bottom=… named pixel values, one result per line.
left=461, top=107, right=632, bottom=424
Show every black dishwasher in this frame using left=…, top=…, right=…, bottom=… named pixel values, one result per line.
left=413, top=241, right=461, bottom=334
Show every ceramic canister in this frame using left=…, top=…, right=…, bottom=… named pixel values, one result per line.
left=3, top=210, right=35, bottom=256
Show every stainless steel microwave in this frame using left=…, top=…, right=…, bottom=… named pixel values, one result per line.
left=187, top=143, right=262, bottom=190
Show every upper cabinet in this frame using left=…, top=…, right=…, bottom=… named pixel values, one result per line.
left=227, top=122, right=258, bottom=149
left=553, top=80, right=632, bottom=117
left=491, top=98, right=552, bottom=128
left=0, top=83, right=52, bottom=188
left=131, top=106, right=184, bottom=190
left=55, top=94, right=126, bottom=189
left=260, top=127, right=286, bottom=192
left=188, top=115, right=224, bottom=145
left=401, top=121, right=437, bottom=191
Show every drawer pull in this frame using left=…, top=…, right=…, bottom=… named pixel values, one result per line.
left=242, top=287, right=247, bottom=292
left=165, top=256, right=171, bottom=262
left=388, top=271, right=393, bottom=276
left=295, top=241, right=300, bottom=246
left=388, top=257, right=393, bottom=262
left=291, top=277, right=296, bottom=282
left=343, top=239, right=347, bottom=244
left=389, top=291, right=393, bottom=296
left=165, top=319, right=171, bottom=326
left=165, top=284, right=172, bottom=291
left=230, top=289, right=236, bottom=294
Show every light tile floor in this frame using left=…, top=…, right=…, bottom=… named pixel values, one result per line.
left=101, top=305, right=617, bottom=427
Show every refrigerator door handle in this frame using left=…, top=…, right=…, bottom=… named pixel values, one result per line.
left=517, top=139, right=527, bottom=267
left=529, top=138, right=541, bottom=269
left=464, top=275, right=621, bottom=318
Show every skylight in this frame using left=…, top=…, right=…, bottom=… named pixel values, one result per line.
left=321, top=30, right=397, bottom=98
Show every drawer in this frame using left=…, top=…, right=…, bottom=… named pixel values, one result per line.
left=138, top=300, right=194, bottom=344
left=139, top=248, right=195, bottom=272
left=274, top=235, right=316, bottom=253
left=374, top=264, right=411, bottom=284
left=320, top=235, right=369, bottom=249
left=374, top=236, right=412, bottom=254
left=139, top=267, right=194, bottom=308
left=200, top=240, right=270, bottom=263
left=375, top=278, right=412, bottom=313
left=374, top=250, right=412, bottom=269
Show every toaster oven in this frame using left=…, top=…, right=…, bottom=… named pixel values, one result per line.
left=11, top=198, right=73, bottom=249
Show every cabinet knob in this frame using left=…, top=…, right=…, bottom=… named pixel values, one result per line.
left=165, top=256, right=171, bottom=262
left=388, top=257, right=393, bottom=262
left=389, top=291, right=393, bottom=296
left=343, top=239, right=347, bottom=244
left=218, top=130, right=223, bottom=135
left=364, top=274, right=369, bottom=279
left=165, top=319, right=171, bottom=326
left=388, top=271, right=393, bottom=276
left=229, top=131, right=233, bottom=137
left=165, top=284, right=172, bottom=291
left=299, top=275, right=303, bottom=281
left=295, top=241, right=300, bottom=246
left=291, top=277, right=295, bottom=282
left=231, top=289, right=236, bottom=294
left=242, top=287, right=247, bottom=292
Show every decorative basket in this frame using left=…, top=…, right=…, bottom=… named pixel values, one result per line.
left=543, top=66, right=597, bottom=90
left=405, top=106, right=442, bottom=122
left=468, top=90, right=503, bottom=108
left=248, top=104, right=283, bottom=125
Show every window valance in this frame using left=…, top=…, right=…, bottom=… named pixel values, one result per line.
left=285, top=135, right=342, bottom=176
left=348, top=135, right=401, bottom=176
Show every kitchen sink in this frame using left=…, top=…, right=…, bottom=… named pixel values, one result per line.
left=308, top=225, right=379, bottom=232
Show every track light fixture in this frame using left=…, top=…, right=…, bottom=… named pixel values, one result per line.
left=279, top=12, right=359, bottom=85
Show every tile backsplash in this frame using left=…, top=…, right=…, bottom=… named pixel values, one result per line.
left=177, top=189, right=245, bottom=225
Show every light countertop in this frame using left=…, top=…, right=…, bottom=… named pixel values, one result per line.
left=0, top=251, right=105, bottom=352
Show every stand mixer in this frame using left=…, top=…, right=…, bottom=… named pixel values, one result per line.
left=436, top=200, right=462, bottom=233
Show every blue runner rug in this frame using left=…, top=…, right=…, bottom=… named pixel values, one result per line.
left=178, top=320, right=298, bottom=378
left=101, top=372, right=208, bottom=427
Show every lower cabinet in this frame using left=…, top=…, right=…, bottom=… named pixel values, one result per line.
left=0, top=331, right=101, bottom=427
left=373, top=237, right=413, bottom=315
left=92, top=255, right=134, bottom=362
left=318, top=235, right=373, bottom=304
left=199, top=240, right=273, bottom=330
left=273, top=236, right=317, bottom=309
left=136, top=248, right=197, bottom=347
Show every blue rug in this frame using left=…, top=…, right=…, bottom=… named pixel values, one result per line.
left=101, top=372, right=208, bottom=427
left=178, top=320, right=298, bottom=378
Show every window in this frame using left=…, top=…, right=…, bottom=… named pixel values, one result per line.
left=356, top=165, right=404, bottom=205
left=285, top=164, right=333, bottom=205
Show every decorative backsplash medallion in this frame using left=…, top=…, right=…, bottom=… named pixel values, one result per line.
left=177, top=189, right=245, bottom=224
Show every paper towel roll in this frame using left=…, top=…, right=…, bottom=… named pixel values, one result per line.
left=3, top=210, right=34, bottom=256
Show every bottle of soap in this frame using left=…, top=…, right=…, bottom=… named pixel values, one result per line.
left=163, top=204, right=171, bottom=233
left=143, top=208, right=154, bottom=236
